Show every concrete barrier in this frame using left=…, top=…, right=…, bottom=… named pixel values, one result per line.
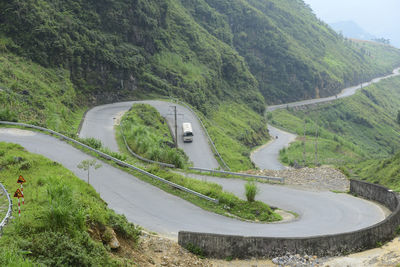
left=178, top=179, right=400, bottom=258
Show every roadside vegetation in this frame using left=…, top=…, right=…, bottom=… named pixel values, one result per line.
left=245, top=181, right=259, bottom=202
left=120, top=104, right=189, bottom=168
left=270, top=75, right=400, bottom=168
left=146, top=165, right=281, bottom=222
left=0, top=142, right=141, bottom=266
left=347, top=151, right=400, bottom=192
left=0, top=51, right=84, bottom=134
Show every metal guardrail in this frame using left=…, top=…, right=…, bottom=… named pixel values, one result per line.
left=168, top=98, right=231, bottom=171
left=0, top=121, right=218, bottom=204
left=0, top=183, right=12, bottom=233
left=189, top=167, right=284, bottom=183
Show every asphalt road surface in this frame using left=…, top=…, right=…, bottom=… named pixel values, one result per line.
left=0, top=128, right=386, bottom=238
left=79, top=100, right=220, bottom=169
left=251, top=125, right=296, bottom=170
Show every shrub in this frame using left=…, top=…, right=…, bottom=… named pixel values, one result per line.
left=245, top=181, right=259, bottom=202
left=108, top=212, right=141, bottom=242
left=27, top=232, right=110, bottom=266
left=185, top=243, right=205, bottom=258
left=0, top=108, right=18, bottom=122
left=79, top=137, right=102, bottom=150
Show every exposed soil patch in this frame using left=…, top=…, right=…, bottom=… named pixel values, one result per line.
left=124, top=232, right=213, bottom=266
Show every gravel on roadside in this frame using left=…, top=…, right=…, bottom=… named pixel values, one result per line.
left=244, top=166, right=350, bottom=192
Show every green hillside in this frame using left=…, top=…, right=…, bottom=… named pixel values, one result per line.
left=0, top=52, right=84, bottom=133
left=272, top=75, right=400, bottom=166
left=350, top=152, right=400, bottom=191
left=1, top=0, right=400, bottom=171
left=1, top=0, right=400, bottom=112
left=185, top=0, right=400, bottom=104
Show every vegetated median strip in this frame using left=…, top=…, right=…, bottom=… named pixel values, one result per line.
left=0, top=182, right=12, bottom=233
left=120, top=122, right=175, bottom=168
left=119, top=120, right=284, bottom=183
left=0, top=121, right=218, bottom=204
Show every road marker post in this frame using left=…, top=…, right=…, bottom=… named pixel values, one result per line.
left=17, top=175, right=26, bottom=205
left=13, top=188, right=23, bottom=216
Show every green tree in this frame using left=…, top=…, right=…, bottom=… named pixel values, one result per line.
left=77, top=159, right=102, bottom=185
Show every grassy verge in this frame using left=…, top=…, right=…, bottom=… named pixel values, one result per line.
left=120, top=104, right=188, bottom=168
left=146, top=166, right=281, bottom=222
left=0, top=142, right=140, bottom=266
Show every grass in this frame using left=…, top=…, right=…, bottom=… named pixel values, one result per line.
left=129, top=164, right=281, bottom=222
left=120, top=103, right=188, bottom=168
left=245, top=181, right=259, bottom=202
left=347, top=152, right=400, bottom=192
left=195, top=102, right=270, bottom=171
left=0, top=52, right=85, bottom=135
left=269, top=75, right=400, bottom=167
left=0, top=142, right=140, bottom=266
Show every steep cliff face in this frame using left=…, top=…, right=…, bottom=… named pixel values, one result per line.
left=184, top=0, right=400, bottom=104
left=1, top=0, right=400, bottom=111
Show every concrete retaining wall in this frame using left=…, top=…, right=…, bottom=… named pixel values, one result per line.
left=178, top=179, right=400, bottom=259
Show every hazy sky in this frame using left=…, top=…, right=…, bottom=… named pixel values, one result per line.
left=303, top=0, right=400, bottom=47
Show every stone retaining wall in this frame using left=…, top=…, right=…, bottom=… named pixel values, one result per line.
left=178, top=179, right=400, bottom=259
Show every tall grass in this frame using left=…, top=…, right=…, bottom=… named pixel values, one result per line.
left=245, top=181, right=259, bottom=202
left=121, top=104, right=188, bottom=168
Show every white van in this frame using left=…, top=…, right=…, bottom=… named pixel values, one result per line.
left=182, top=122, right=193, bottom=142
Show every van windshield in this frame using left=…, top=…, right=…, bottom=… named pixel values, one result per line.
left=184, top=132, right=193, bottom=136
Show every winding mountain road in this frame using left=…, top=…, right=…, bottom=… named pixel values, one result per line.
left=0, top=128, right=386, bottom=238
left=1, top=68, right=398, bottom=240
left=251, top=125, right=296, bottom=170
left=252, top=67, right=400, bottom=170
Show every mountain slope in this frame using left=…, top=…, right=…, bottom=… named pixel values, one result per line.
left=271, top=75, right=400, bottom=167
left=0, top=0, right=264, bottom=114
left=351, top=152, right=400, bottom=191
left=1, top=0, right=400, bottom=111
left=185, top=0, right=400, bottom=103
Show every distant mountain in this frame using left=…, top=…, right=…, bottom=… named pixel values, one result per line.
left=329, top=21, right=376, bottom=41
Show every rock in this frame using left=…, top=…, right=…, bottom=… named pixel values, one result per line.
left=102, top=227, right=120, bottom=249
